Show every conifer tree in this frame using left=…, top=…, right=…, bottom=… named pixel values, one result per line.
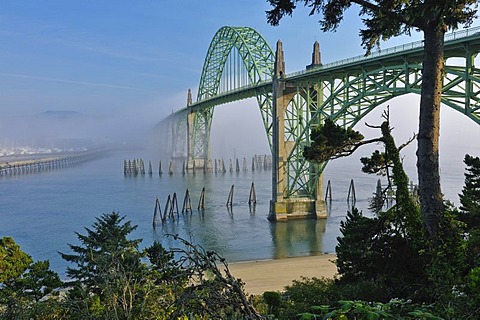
left=459, top=154, right=480, bottom=228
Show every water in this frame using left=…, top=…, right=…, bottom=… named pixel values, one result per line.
left=0, top=143, right=475, bottom=277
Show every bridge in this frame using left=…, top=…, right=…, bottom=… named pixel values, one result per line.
left=159, top=25, right=480, bottom=221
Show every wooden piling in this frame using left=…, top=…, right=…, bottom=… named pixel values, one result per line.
left=148, top=161, right=153, bottom=175
left=164, top=194, right=172, bottom=220
left=169, top=160, right=174, bottom=175
left=248, top=182, right=256, bottom=206
left=226, top=184, right=234, bottom=207
left=221, top=159, right=226, bottom=173
left=182, top=189, right=192, bottom=213
left=140, top=159, right=145, bottom=175
left=198, top=187, right=205, bottom=210
left=347, top=179, right=356, bottom=204
left=153, top=197, right=162, bottom=227
left=236, top=159, right=240, bottom=172
left=171, top=192, right=179, bottom=217
left=325, top=180, right=332, bottom=203
left=159, top=161, right=163, bottom=175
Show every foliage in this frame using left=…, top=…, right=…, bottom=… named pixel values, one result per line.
left=263, top=291, right=282, bottom=316
left=336, top=208, right=428, bottom=302
left=266, top=0, right=477, bottom=53
left=0, top=237, right=64, bottom=320
left=56, top=212, right=262, bottom=319
left=303, top=118, right=364, bottom=163
left=0, top=237, right=32, bottom=284
left=168, top=235, right=263, bottom=319
left=458, top=154, right=480, bottom=228
left=297, top=299, right=443, bottom=320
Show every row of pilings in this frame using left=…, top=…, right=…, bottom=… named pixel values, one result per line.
left=124, top=154, right=273, bottom=176
left=153, top=182, right=258, bottom=227
left=0, top=152, right=102, bottom=176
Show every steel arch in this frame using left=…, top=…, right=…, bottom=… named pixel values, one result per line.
left=189, top=26, right=275, bottom=161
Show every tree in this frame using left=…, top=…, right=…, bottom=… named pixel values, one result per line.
left=0, top=237, right=63, bottom=319
left=0, top=236, right=32, bottom=284
left=266, top=0, right=478, bottom=239
left=168, top=236, right=264, bottom=319
left=60, top=212, right=149, bottom=319
left=303, top=112, right=430, bottom=301
left=459, top=154, right=480, bottom=228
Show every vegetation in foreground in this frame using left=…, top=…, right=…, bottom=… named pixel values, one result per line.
left=1, top=143, right=480, bottom=318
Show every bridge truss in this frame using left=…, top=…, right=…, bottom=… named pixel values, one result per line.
left=162, top=26, right=480, bottom=218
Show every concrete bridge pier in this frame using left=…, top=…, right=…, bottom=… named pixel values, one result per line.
left=269, top=40, right=326, bottom=221
left=186, top=89, right=212, bottom=173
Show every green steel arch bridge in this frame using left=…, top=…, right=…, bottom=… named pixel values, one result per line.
left=160, top=25, right=480, bottom=221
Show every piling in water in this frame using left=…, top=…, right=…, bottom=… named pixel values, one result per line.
left=153, top=197, right=162, bottom=227
left=164, top=195, right=172, bottom=221
left=248, top=182, right=256, bottom=206
left=198, top=187, right=205, bottom=210
left=182, top=189, right=192, bottom=213
left=226, top=184, right=234, bottom=207
left=171, top=192, right=179, bottom=217
left=325, top=180, right=332, bottom=203
left=347, top=179, right=356, bottom=204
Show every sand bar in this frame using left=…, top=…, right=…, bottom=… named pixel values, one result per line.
left=228, top=254, right=337, bottom=295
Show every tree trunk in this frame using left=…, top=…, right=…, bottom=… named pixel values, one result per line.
left=417, top=26, right=445, bottom=239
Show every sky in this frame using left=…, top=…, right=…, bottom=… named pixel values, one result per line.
left=2, top=1, right=480, bottom=195
left=0, top=1, right=376, bottom=120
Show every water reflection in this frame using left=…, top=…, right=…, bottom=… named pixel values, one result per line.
left=270, top=219, right=327, bottom=259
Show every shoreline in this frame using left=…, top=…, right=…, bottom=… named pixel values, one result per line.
left=227, top=254, right=337, bottom=295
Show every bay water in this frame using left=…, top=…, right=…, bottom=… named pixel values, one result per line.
left=0, top=142, right=475, bottom=277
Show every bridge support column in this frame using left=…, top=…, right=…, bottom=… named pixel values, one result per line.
left=186, top=89, right=212, bottom=172
left=269, top=40, right=326, bottom=221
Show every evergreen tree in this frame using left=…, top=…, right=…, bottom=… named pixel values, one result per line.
left=60, top=212, right=148, bottom=319
left=0, top=237, right=63, bottom=319
left=459, top=154, right=480, bottom=228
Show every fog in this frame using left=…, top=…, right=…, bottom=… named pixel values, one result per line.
left=0, top=109, right=162, bottom=155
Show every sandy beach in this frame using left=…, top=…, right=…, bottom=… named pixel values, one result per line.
left=228, top=254, right=337, bottom=295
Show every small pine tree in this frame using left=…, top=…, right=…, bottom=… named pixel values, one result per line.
left=459, top=154, right=480, bottom=228
left=60, top=212, right=146, bottom=319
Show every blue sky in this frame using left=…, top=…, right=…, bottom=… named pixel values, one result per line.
left=0, top=1, right=429, bottom=119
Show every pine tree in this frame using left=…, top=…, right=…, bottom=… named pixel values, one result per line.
left=459, top=154, right=480, bottom=228
left=60, top=212, right=147, bottom=319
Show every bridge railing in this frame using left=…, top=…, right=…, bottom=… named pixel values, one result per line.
left=287, top=26, right=480, bottom=78
left=193, top=79, right=272, bottom=105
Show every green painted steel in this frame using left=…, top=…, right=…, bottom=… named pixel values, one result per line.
left=190, top=26, right=275, bottom=161
left=164, top=25, right=480, bottom=201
